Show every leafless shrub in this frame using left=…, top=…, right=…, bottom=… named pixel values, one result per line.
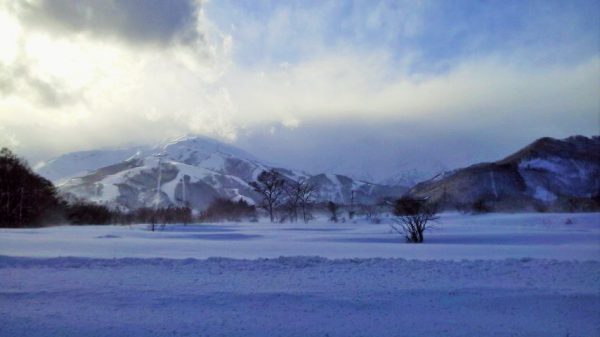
left=391, top=196, right=439, bottom=243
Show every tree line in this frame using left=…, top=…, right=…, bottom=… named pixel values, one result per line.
left=0, top=148, right=63, bottom=227
left=0, top=147, right=197, bottom=228
left=248, top=170, right=441, bottom=242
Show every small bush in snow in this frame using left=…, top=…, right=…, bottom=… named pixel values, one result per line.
left=391, top=196, right=439, bottom=243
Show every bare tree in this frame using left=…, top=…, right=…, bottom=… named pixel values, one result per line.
left=348, top=190, right=356, bottom=219
left=359, top=203, right=378, bottom=222
left=283, top=180, right=302, bottom=222
left=284, top=178, right=319, bottom=223
left=250, top=169, right=286, bottom=222
left=298, top=180, right=318, bottom=223
left=390, top=196, right=439, bottom=243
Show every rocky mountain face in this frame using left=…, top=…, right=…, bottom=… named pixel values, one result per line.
left=44, top=136, right=407, bottom=211
left=408, top=136, right=600, bottom=211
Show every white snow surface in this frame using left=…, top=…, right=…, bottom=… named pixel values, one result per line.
left=2, top=256, right=599, bottom=337
left=1, top=213, right=598, bottom=260
left=161, top=135, right=261, bottom=164
left=1, top=213, right=599, bottom=336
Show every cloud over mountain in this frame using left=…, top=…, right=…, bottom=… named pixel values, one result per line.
left=0, top=0, right=598, bottom=180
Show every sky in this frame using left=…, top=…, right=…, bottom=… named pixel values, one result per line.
left=0, top=0, right=598, bottom=182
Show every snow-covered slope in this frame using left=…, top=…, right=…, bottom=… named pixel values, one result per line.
left=307, top=173, right=404, bottom=205
left=35, top=146, right=150, bottom=183
left=408, top=136, right=600, bottom=211
left=58, top=136, right=406, bottom=211
left=60, top=156, right=258, bottom=211
left=35, top=136, right=266, bottom=184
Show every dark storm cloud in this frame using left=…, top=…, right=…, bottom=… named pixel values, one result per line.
left=18, top=0, right=199, bottom=45
left=0, top=0, right=205, bottom=109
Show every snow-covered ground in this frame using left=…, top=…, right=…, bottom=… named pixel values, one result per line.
left=0, top=212, right=598, bottom=260
left=1, top=213, right=599, bottom=336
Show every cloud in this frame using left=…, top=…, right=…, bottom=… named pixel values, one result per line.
left=232, top=55, right=599, bottom=180
left=0, top=0, right=598, bottom=178
left=226, top=52, right=599, bottom=129
left=12, top=0, right=199, bottom=46
left=0, top=0, right=235, bottom=157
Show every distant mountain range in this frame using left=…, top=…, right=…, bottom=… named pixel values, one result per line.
left=408, top=136, right=600, bottom=211
left=37, top=136, right=406, bottom=211
left=35, top=135, right=599, bottom=212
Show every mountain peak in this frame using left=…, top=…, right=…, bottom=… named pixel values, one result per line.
left=159, top=135, right=261, bottom=166
left=499, top=135, right=600, bottom=165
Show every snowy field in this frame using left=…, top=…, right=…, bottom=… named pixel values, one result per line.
left=1, top=213, right=599, bottom=336
left=1, top=212, right=599, bottom=260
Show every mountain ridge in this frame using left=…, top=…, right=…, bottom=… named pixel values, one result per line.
left=52, top=136, right=407, bottom=211
left=408, top=135, right=600, bottom=211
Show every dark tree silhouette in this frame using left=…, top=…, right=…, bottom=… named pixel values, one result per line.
left=201, top=198, right=256, bottom=222
left=66, top=201, right=112, bottom=225
left=391, top=196, right=439, bottom=243
left=298, top=179, right=318, bottom=223
left=283, top=179, right=317, bottom=222
left=279, top=178, right=318, bottom=223
left=0, top=148, right=61, bottom=227
left=326, top=201, right=339, bottom=223
left=283, top=180, right=302, bottom=222
left=250, top=169, right=286, bottom=222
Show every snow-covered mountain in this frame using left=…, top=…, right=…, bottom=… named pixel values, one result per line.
left=408, top=136, right=600, bottom=211
left=35, top=136, right=264, bottom=184
left=35, top=146, right=150, bottom=184
left=51, top=136, right=406, bottom=211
